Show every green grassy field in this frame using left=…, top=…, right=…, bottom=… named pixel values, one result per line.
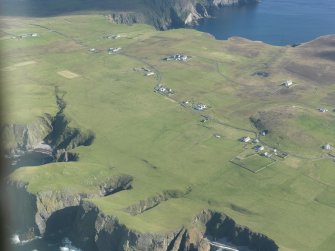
left=2, top=15, right=335, bottom=250
left=231, top=154, right=276, bottom=173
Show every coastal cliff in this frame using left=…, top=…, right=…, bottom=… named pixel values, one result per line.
left=107, top=0, right=259, bottom=29
left=7, top=179, right=278, bottom=251
left=3, top=88, right=95, bottom=170
left=1, top=0, right=258, bottom=29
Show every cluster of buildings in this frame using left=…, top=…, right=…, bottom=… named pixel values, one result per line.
left=193, top=103, right=208, bottom=111
left=13, top=33, right=39, bottom=39
left=164, top=54, right=190, bottom=62
left=254, top=143, right=278, bottom=158
left=88, top=47, right=122, bottom=54
left=239, top=136, right=287, bottom=158
left=154, top=84, right=174, bottom=95
left=318, top=108, right=329, bottom=113
left=104, top=34, right=121, bottom=39
left=180, top=100, right=208, bottom=111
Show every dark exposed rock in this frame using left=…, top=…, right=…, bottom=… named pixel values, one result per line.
left=123, top=188, right=192, bottom=216
left=1, top=0, right=258, bottom=30
left=98, top=175, right=133, bottom=196
left=7, top=178, right=278, bottom=251
left=3, top=87, right=95, bottom=171
left=202, top=210, right=278, bottom=250
left=55, top=149, right=79, bottom=162
left=253, top=71, right=270, bottom=77
left=3, top=114, right=53, bottom=155
left=7, top=175, right=134, bottom=242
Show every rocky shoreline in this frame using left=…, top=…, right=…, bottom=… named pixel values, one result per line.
left=7, top=179, right=278, bottom=251
left=1, top=0, right=258, bottom=30
left=106, top=0, right=259, bottom=30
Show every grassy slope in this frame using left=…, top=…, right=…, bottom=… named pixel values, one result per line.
left=2, top=15, right=335, bottom=250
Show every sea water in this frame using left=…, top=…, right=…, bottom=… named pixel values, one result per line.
left=196, top=0, right=335, bottom=45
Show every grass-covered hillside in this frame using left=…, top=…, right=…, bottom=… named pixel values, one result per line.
left=2, top=15, right=335, bottom=250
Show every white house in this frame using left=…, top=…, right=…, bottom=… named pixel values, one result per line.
left=283, top=80, right=293, bottom=87
left=323, top=144, right=332, bottom=150
left=145, top=72, right=155, bottom=76
left=255, top=145, right=264, bottom=151
left=263, top=152, right=272, bottom=157
left=214, top=134, right=221, bottom=139
left=108, top=47, right=121, bottom=54
left=181, top=55, right=188, bottom=61
left=241, top=136, right=251, bottom=143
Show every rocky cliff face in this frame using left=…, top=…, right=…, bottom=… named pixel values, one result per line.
left=3, top=87, right=95, bottom=170
left=107, top=0, right=258, bottom=29
left=2, top=0, right=258, bottom=29
left=3, top=115, right=53, bottom=156
left=7, top=178, right=278, bottom=251
left=7, top=175, right=133, bottom=241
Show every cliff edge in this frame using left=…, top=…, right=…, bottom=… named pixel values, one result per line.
left=1, top=0, right=258, bottom=29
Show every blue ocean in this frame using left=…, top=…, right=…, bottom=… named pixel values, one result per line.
left=196, top=0, right=335, bottom=45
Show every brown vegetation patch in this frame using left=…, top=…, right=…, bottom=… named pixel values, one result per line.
left=322, top=92, right=335, bottom=106
left=300, top=35, right=335, bottom=49
left=284, top=62, right=335, bottom=85
left=225, top=44, right=261, bottom=58
left=224, top=37, right=272, bottom=58
left=314, top=50, right=335, bottom=62
left=250, top=107, right=295, bottom=132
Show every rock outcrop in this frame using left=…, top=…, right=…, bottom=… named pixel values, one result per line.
left=7, top=175, right=134, bottom=241
left=121, top=0, right=259, bottom=29
left=7, top=177, right=278, bottom=251
left=3, top=87, right=95, bottom=170
left=3, top=115, right=53, bottom=156
left=1, top=0, right=258, bottom=29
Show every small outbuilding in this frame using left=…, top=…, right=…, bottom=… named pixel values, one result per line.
left=145, top=72, right=155, bottom=76
left=253, top=138, right=260, bottom=143
left=240, top=136, right=251, bottom=143
left=89, top=48, right=98, bottom=53
left=319, top=108, right=328, bottom=113
left=263, top=152, right=272, bottom=158
left=283, top=80, right=293, bottom=87
left=323, top=144, right=332, bottom=150
left=107, top=47, right=121, bottom=54
left=255, top=145, right=265, bottom=151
